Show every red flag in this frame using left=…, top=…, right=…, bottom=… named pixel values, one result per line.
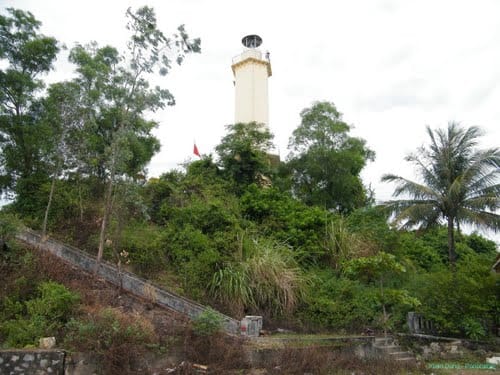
left=193, top=143, right=200, bottom=157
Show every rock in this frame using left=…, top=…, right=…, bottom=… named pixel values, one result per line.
left=430, top=342, right=440, bottom=352
left=39, top=337, right=56, bottom=349
left=193, top=363, right=208, bottom=373
left=486, top=356, right=500, bottom=365
left=276, top=328, right=292, bottom=334
left=245, top=370, right=268, bottom=375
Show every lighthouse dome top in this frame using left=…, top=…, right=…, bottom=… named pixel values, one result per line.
left=242, top=34, right=262, bottom=48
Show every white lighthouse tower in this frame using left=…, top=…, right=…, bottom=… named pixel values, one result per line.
left=231, top=35, right=272, bottom=130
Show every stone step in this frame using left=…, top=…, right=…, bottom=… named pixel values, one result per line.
left=374, top=336, right=394, bottom=342
left=391, top=354, right=414, bottom=361
left=373, top=336, right=416, bottom=362
left=374, top=339, right=395, bottom=346
left=395, top=357, right=416, bottom=362
left=374, top=344, right=399, bottom=352
left=389, top=351, right=412, bottom=356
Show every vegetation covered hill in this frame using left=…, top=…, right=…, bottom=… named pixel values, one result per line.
left=0, top=5, right=499, bottom=356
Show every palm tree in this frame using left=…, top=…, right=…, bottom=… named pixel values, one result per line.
left=382, top=122, right=500, bottom=267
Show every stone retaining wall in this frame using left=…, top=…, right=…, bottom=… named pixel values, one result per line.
left=16, top=229, right=240, bottom=334
left=0, top=350, right=65, bottom=375
left=399, top=334, right=499, bottom=360
left=246, top=336, right=378, bottom=367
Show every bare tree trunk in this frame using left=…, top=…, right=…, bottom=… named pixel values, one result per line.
left=96, top=121, right=122, bottom=274
left=41, top=171, right=57, bottom=241
left=111, top=187, right=125, bottom=294
left=447, top=215, right=456, bottom=270
left=95, top=174, right=114, bottom=274
left=78, top=182, right=84, bottom=222
left=380, top=277, right=388, bottom=338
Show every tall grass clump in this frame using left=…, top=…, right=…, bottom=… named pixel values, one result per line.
left=209, top=263, right=253, bottom=316
left=209, top=237, right=306, bottom=317
left=246, top=238, right=306, bottom=315
left=323, top=217, right=376, bottom=270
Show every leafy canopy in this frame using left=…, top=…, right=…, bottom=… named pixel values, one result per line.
left=287, top=101, right=375, bottom=213
left=382, top=122, right=500, bottom=265
left=216, top=122, right=274, bottom=193
left=0, top=8, right=60, bottom=201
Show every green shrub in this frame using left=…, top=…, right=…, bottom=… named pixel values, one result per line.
left=26, top=281, right=80, bottom=321
left=65, top=308, right=156, bottom=374
left=346, top=206, right=399, bottom=253
left=1, top=273, right=39, bottom=304
left=298, top=270, right=380, bottom=331
left=65, top=308, right=155, bottom=350
left=323, top=217, right=369, bottom=270
left=161, top=225, right=222, bottom=298
left=240, top=185, right=329, bottom=265
left=408, top=262, right=497, bottom=337
left=119, top=222, right=166, bottom=275
left=398, top=232, right=443, bottom=271
left=182, top=247, right=221, bottom=299
left=462, top=317, right=486, bottom=340
left=0, top=296, right=23, bottom=321
left=0, top=281, right=79, bottom=347
left=465, top=232, right=497, bottom=256
left=192, top=308, right=224, bottom=336
left=0, top=211, right=23, bottom=242
left=1, top=315, right=51, bottom=348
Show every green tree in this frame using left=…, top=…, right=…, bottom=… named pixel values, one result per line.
left=287, top=101, right=375, bottom=213
left=215, top=122, right=274, bottom=194
left=40, top=82, right=83, bottom=238
left=65, top=6, right=200, bottom=269
left=0, top=8, right=59, bottom=212
left=382, top=123, right=500, bottom=267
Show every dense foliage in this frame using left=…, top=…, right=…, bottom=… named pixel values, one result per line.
left=0, top=6, right=498, bottom=346
left=0, top=281, right=79, bottom=347
left=0, top=8, right=60, bottom=214
left=286, top=101, right=375, bottom=213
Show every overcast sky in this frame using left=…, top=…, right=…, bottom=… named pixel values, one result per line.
left=2, top=0, right=500, bottom=241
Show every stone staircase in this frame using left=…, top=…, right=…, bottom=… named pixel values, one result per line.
left=373, top=336, right=416, bottom=363
left=16, top=229, right=241, bottom=334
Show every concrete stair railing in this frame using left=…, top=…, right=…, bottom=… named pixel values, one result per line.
left=16, top=229, right=240, bottom=334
